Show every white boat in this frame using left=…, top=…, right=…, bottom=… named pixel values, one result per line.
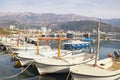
left=16, top=35, right=87, bottom=66
left=10, top=38, right=38, bottom=51
left=34, top=52, right=95, bottom=74
left=1, top=37, right=17, bottom=47
left=17, top=47, right=83, bottom=66
left=70, top=22, right=120, bottom=80
left=15, top=45, right=53, bottom=66
left=70, top=57, right=120, bottom=80
left=33, top=32, right=95, bottom=74
left=11, top=43, right=42, bottom=50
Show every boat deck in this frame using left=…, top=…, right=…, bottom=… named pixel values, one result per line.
left=70, top=58, right=120, bottom=77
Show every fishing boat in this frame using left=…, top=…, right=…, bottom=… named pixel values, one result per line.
left=1, top=37, right=17, bottom=47
left=70, top=57, right=120, bottom=80
left=34, top=52, right=95, bottom=74
left=16, top=39, right=86, bottom=66
left=17, top=48, right=83, bottom=66
left=70, top=22, right=120, bottom=80
left=14, top=33, right=55, bottom=66
left=16, top=31, right=90, bottom=67
left=34, top=32, right=95, bottom=75
left=10, top=38, right=38, bottom=51
left=11, top=43, right=40, bottom=51
left=16, top=46, right=55, bottom=66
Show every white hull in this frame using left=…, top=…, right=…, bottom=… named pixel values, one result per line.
left=70, top=58, right=120, bottom=80
left=11, top=46, right=38, bottom=50
left=18, top=57, right=33, bottom=66
left=71, top=74, right=120, bottom=80
left=2, top=43, right=11, bottom=47
left=11, top=44, right=52, bottom=51
left=35, top=63, right=69, bottom=74
left=16, top=49, right=83, bottom=66
left=35, top=60, right=94, bottom=75
left=34, top=53, right=95, bottom=74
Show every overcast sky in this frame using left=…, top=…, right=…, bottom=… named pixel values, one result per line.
left=0, top=0, right=120, bottom=19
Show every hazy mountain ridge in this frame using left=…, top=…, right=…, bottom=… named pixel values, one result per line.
left=60, top=20, right=120, bottom=32
left=103, top=18, right=120, bottom=27
left=0, top=12, right=119, bottom=29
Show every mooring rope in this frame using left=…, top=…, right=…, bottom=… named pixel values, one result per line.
left=63, top=54, right=95, bottom=80
left=66, top=71, right=71, bottom=80
left=0, top=52, right=15, bottom=62
left=0, top=55, right=11, bottom=62
left=0, top=60, right=33, bottom=80
left=59, top=58, right=72, bottom=80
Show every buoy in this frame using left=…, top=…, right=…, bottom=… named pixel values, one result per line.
left=14, top=60, right=22, bottom=68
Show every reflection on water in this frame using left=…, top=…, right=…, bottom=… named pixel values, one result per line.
left=17, top=66, right=72, bottom=80
left=20, top=73, right=72, bottom=80
left=0, top=41, right=120, bottom=80
left=0, top=51, right=72, bottom=80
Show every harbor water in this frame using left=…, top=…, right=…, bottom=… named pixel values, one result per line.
left=0, top=40, right=120, bottom=80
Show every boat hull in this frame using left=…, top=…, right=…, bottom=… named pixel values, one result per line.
left=71, top=73, right=120, bottom=80
left=35, top=62, right=70, bottom=74
left=35, top=59, right=95, bottom=75
left=35, top=53, right=95, bottom=74
left=70, top=58, right=120, bottom=80
left=18, top=57, right=33, bottom=66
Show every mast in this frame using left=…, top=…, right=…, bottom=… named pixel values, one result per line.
left=10, top=28, right=12, bottom=44
left=17, top=30, right=20, bottom=47
left=36, top=32, right=40, bottom=55
left=58, top=32, right=62, bottom=59
left=94, top=22, right=100, bottom=66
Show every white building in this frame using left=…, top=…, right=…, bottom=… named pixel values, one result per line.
left=41, top=27, right=47, bottom=33
left=9, top=25, right=16, bottom=30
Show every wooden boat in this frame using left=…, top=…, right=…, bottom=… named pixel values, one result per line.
left=11, top=43, right=43, bottom=50
left=70, top=57, right=120, bottom=80
left=70, top=22, right=120, bottom=80
left=34, top=52, right=95, bottom=74
left=16, top=39, right=85, bottom=66
left=10, top=37, right=38, bottom=51
left=33, top=32, right=95, bottom=74
left=16, top=32, right=88, bottom=66
left=1, top=37, right=17, bottom=47
left=16, top=47, right=55, bottom=66
left=17, top=49, right=83, bottom=66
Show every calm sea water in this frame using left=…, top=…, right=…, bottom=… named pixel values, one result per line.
left=0, top=40, right=120, bottom=80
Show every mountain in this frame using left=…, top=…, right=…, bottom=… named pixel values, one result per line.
left=59, top=20, right=120, bottom=32
left=103, top=18, right=120, bottom=27
left=0, top=12, right=120, bottom=30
